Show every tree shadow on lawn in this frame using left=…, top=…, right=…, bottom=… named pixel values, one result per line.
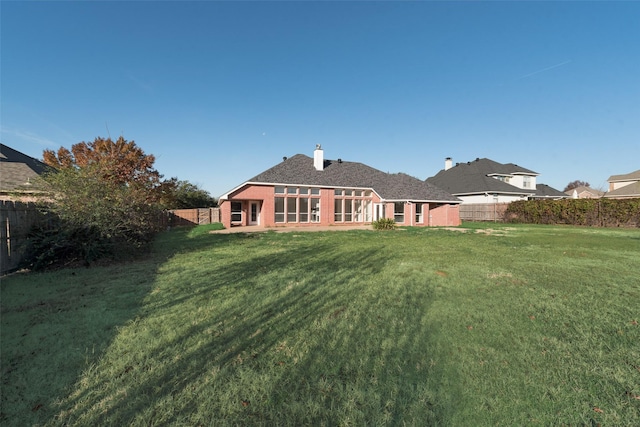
left=0, top=227, right=206, bottom=425
left=45, top=228, right=460, bottom=425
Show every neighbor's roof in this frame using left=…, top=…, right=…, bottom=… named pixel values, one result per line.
left=222, top=154, right=461, bottom=203
left=604, top=181, right=640, bottom=198
left=533, top=184, right=568, bottom=198
left=0, top=144, right=49, bottom=192
left=564, top=186, right=605, bottom=197
left=607, top=169, right=640, bottom=183
left=426, top=158, right=538, bottom=196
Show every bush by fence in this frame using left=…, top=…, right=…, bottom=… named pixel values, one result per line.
left=504, top=198, right=640, bottom=227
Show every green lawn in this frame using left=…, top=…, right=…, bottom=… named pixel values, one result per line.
left=2, top=223, right=639, bottom=426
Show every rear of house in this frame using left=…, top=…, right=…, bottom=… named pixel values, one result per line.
left=218, top=146, right=461, bottom=229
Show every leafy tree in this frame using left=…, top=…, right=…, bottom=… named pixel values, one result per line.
left=161, top=178, right=217, bottom=209
left=563, top=180, right=590, bottom=192
left=30, top=137, right=166, bottom=268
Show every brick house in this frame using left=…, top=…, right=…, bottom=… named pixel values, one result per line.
left=218, top=146, right=461, bottom=229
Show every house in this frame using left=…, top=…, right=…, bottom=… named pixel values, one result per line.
left=0, top=144, right=49, bottom=201
left=604, top=170, right=640, bottom=199
left=565, top=186, right=604, bottom=199
left=218, top=146, right=462, bottom=229
left=532, top=184, right=569, bottom=200
left=426, top=157, right=543, bottom=204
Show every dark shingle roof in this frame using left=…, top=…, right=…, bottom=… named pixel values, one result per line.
left=533, top=184, right=568, bottom=198
left=426, top=158, right=538, bottom=195
left=0, top=144, right=49, bottom=192
left=241, top=154, right=460, bottom=202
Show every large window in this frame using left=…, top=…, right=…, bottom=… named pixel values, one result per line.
left=274, top=187, right=321, bottom=224
left=231, top=202, right=243, bottom=223
left=523, top=176, right=532, bottom=189
left=333, top=188, right=373, bottom=223
left=394, top=202, right=405, bottom=223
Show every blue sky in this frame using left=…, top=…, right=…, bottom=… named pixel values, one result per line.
left=2, top=1, right=639, bottom=197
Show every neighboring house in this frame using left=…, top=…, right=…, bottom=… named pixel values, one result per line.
left=218, top=146, right=462, bottom=229
left=426, top=157, right=541, bottom=204
left=605, top=170, right=640, bottom=199
left=565, top=186, right=604, bottom=199
left=0, top=144, right=49, bottom=201
left=533, top=184, right=569, bottom=200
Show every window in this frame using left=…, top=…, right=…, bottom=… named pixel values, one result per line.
left=231, top=202, right=242, bottom=223
left=275, top=186, right=285, bottom=194
left=415, top=203, right=423, bottom=223
left=287, top=187, right=297, bottom=195
left=523, top=176, right=532, bottom=189
left=344, top=189, right=353, bottom=196
left=354, top=200, right=363, bottom=222
left=311, top=188, right=320, bottom=195
left=299, top=198, right=309, bottom=222
left=287, top=197, right=297, bottom=222
left=344, top=199, right=353, bottom=222
left=275, top=198, right=285, bottom=223
left=311, top=198, right=320, bottom=222
left=364, top=200, right=372, bottom=222
left=394, top=202, right=405, bottom=223
left=334, top=189, right=343, bottom=196
left=299, top=187, right=309, bottom=195
left=355, top=190, right=362, bottom=197
left=334, top=199, right=343, bottom=222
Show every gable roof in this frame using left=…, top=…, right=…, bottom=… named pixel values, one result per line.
left=533, top=184, right=567, bottom=198
left=604, top=181, right=640, bottom=198
left=222, top=154, right=461, bottom=203
left=0, top=144, right=49, bottom=192
left=607, top=169, right=640, bottom=183
left=426, top=157, right=538, bottom=196
left=564, top=186, right=605, bottom=197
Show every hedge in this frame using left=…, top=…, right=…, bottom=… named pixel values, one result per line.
left=504, top=198, right=640, bottom=227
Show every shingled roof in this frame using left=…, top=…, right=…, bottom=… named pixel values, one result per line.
left=533, top=183, right=568, bottom=199
left=426, top=157, right=538, bottom=195
left=227, top=154, right=460, bottom=203
left=1, top=144, right=49, bottom=193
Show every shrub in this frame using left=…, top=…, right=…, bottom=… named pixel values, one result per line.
left=372, top=218, right=397, bottom=230
left=504, top=198, right=640, bottom=227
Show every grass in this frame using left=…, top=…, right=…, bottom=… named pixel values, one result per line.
left=1, top=222, right=639, bottom=425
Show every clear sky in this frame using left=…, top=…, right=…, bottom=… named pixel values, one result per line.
left=2, top=1, right=639, bottom=197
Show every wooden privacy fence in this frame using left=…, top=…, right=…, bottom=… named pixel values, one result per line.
left=459, top=203, right=509, bottom=222
left=161, top=208, right=221, bottom=227
left=1, top=201, right=44, bottom=274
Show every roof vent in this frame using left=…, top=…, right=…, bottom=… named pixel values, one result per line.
left=476, top=158, right=480, bottom=161
left=338, top=158, right=342, bottom=163
left=283, top=156, right=287, bottom=161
